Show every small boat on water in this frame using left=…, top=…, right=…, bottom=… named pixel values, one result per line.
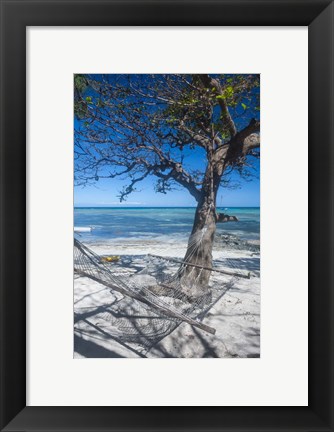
left=74, top=226, right=92, bottom=233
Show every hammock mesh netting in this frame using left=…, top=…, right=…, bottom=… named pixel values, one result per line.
left=74, top=227, right=249, bottom=354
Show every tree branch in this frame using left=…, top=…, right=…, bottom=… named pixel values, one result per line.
left=178, top=122, right=210, bottom=149
left=213, top=118, right=260, bottom=175
left=194, top=74, right=237, bottom=138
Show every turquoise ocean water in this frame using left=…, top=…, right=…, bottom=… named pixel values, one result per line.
left=74, top=207, right=260, bottom=244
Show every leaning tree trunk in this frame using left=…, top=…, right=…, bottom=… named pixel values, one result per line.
left=179, top=168, right=219, bottom=302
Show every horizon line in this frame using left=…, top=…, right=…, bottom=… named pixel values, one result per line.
left=74, top=205, right=260, bottom=208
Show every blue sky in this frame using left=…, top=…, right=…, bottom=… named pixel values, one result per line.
left=74, top=163, right=260, bottom=208
left=74, top=131, right=260, bottom=207
left=74, top=74, right=260, bottom=208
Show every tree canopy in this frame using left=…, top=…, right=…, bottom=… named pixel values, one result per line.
left=74, top=74, right=260, bottom=203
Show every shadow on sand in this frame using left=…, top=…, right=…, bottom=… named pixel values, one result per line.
left=74, top=334, right=126, bottom=358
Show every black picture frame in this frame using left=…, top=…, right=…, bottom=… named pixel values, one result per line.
left=1, top=0, right=333, bottom=430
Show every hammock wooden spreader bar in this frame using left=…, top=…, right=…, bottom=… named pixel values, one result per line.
left=148, top=254, right=251, bottom=279
left=74, top=268, right=216, bottom=335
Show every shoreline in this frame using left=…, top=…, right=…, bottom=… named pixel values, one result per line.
left=75, top=232, right=260, bottom=255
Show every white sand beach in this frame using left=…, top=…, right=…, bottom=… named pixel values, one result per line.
left=74, top=237, right=260, bottom=358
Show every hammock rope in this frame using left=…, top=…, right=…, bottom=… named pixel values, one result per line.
left=74, top=214, right=247, bottom=353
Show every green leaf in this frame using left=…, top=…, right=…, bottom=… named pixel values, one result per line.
left=224, top=86, right=234, bottom=98
left=241, top=103, right=247, bottom=110
left=74, top=75, right=88, bottom=93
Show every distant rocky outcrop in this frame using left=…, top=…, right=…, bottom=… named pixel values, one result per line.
left=215, top=233, right=260, bottom=253
left=216, top=213, right=239, bottom=223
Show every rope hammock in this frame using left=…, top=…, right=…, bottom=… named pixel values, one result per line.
left=74, top=220, right=250, bottom=354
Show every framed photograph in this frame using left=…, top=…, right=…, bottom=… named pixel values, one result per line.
left=73, top=72, right=261, bottom=360
left=1, top=0, right=333, bottom=430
